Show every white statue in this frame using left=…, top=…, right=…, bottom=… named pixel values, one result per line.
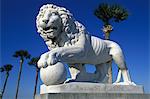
left=36, top=4, right=135, bottom=85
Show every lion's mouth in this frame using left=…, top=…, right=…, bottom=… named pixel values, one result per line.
left=47, top=34, right=55, bottom=39
left=43, top=30, right=55, bottom=38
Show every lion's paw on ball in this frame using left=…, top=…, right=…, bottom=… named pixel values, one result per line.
left=40, top=62, right=67, bottom=85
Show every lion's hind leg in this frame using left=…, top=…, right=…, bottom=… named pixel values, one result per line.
left=106, top=41, right=135, bottom=85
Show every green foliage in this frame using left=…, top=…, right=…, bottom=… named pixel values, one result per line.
left=3, top=64, right=13, bottom=72
left=0, top=64, right=13, bottom=73
left=13, top=50, right=31, bottom=60
left=0, top=67, right=5, bottom=72
left=111, top=5, right=128, bottom=22
left=94, top=3, right=128, bottom=25
left=94, top=3, right=113, bottom=25
left=28, top=57, right=40, bottom=68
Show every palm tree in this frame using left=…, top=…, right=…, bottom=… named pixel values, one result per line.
left=94, top=3, right=128, bottom=83
left=94, top=3, right=128, bottom=39
left=13, top=50, right=31, bottom=99
left=0, top=64, right=13, bottom=98
left=28, top=57, right=40, bottom=99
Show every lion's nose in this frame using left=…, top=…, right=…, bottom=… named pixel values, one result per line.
left=42, top=19, right=49, bottom=24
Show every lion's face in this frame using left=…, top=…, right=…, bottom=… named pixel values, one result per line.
left=38, top=10, right=62, bottom=39
left=37, top=4, right=85, bottom=49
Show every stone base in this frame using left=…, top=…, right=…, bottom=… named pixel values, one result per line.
left=35, top=93, right=150, bottom=99
left=35, top=82, right=148, bottom=99
left=40, top=82, right=144, bottom=94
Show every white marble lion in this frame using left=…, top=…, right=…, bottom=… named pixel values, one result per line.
left=36, top=4, right=135, bottom=85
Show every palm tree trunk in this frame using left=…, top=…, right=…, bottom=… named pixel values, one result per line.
left=15, top=59, right=23, bottom=99
left=105, top=32, right=110, bottom=40
left=103, top=25, right=113, bottom=84
left=33, top=68, right=39, bottom=99
left=1, top=72, right=9, bottom=98
left=107, top=61, right=112, bottom=83
left=105, top=32, right=113, bottom=84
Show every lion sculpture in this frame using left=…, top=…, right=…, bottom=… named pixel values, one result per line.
left=36, top=4, right=135, bottom=85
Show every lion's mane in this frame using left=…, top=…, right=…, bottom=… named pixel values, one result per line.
left=36, top=4, right=88, bottom=49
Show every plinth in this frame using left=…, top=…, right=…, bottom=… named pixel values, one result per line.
left=35, top=82, right=149, bottom=99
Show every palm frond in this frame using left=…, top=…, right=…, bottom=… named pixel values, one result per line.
left=28, top=57, right=40, bottom=68
left=94, top=3, right=128, bottom=25
left=94, top=3, right=113, bottom=25
left=0, top=67, right=5, bottom=72
left=4, top=64, right=13, bottom=72
left=0, top=64, right=13, bottom=72
left=13, top=50, right=31, bottom=60
left=111, top=5, right=128, bottom=22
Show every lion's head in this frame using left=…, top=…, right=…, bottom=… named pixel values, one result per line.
left=36, top=4, right=87, bottom=50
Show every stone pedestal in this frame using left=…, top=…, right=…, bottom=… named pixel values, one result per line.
left=35, top=82, right=148, bottom=99
left=35, top=93, right=149, bottom=99
left=40, top=82, right=144, bottom=94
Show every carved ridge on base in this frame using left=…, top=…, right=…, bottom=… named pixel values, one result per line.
left=40, top=82, right=144, bottom=94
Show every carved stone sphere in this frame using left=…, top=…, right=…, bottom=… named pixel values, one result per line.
left=40, top=62, right=67, bottom=85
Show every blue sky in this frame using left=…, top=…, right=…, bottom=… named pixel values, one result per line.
left=0, top=0, right=149, bottom=99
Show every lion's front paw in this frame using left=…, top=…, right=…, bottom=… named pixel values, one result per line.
left=37, top=59, right=48, bottom=68
left=47, top=55, right=58, bottom=65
